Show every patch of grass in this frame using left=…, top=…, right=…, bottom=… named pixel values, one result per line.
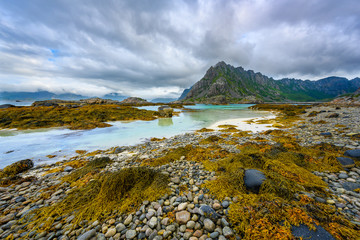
left=28, top=167, right=169, bottom=230
left=0, top=105, right=158, bottom=130
left=199, top=135, right=222, bottom=144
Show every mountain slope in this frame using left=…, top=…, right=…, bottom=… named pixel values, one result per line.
left=181, top=62, right=360, bottom=103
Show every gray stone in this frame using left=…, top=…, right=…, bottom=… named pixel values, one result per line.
left=221, top=201, right=230, bottom=208
left=148, top=217, right=158, bottom=229
left=77, top=229, right=96, bottom=240
left=210, top=232, right=220, bottom=238
left=116, top=223, right=126, bottom=232
left=222, top=226, right=234, bottom=238
left=186, top=220, right=196, bottom=229
left=244, top=169, right=266, bottom=193
left=338, top=173, right=348, bottom=179
left=124, top=214, right=133, bottom=225
left=337, top=157, right=355, bottom=168
left=126, top=229, right=137, bottom=239
left=344, top=149, right=360, bottom=159
left=63, top=166, right=73, bottom=172
left=203, top=218, right=215, bottom=232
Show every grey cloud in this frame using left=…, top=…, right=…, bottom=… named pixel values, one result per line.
left=0, top=0, right=359, bottom=98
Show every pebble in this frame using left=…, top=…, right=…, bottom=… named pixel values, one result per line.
left=203, top=218, right=215, bottom=232
left=176, top=211, right=191, bottom=224
left=126, top=229, right=137, bottom=239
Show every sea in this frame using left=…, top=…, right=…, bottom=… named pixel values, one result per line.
left=0, top=104, right=271, bottom=168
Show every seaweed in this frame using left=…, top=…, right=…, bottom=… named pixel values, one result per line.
left=27, top=167, right=169, bottom=230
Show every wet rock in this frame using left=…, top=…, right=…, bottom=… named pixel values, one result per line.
left=337, top=157, right=355, bottom=168
left=124, top=214, right=133, bottom=225
left=291, top=224, right=335, bottom=240
left=344, top=149, right=360, bottom=160
left=77, top=229, right=96, bottom=240
left=244, top=169, right=266, bottom=193
left=342, top=182, right=360, bottom=191
left=176, top=210, right=190, bottom=224
left=199, top=205, right=219, bottom=220
left=105, top=227, right=116, bottom=237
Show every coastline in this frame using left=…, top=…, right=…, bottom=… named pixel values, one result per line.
left=0, top=104, right=360, bottom=239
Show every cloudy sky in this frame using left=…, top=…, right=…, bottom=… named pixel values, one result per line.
left=0, top=0, right=359, bottom=99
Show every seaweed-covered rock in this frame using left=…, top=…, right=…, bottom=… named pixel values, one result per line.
left=244, top=169, right=266, bottom=193
left=344, top=149, right=360, bottom=160
left=291, top=224, right=335, bottom=240
left=0, top=159, right=34, bottom=178
left=158, top=106, right=173, bottom=117
left=337, top=157, right=355, bottom=168
left=325, top=113, right=339, bottom=118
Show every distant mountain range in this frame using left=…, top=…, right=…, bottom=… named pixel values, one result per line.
left=0, top=91, right=128, bottom=101
left=179, top=61, right=360, bottom=103
left=150, top=98, right=177, bottom=103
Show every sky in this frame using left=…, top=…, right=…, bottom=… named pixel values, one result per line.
left=0, top=0, right=359, bottom=99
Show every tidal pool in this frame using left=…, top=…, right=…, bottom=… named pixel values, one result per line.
left=0, top=104, right=270, bottom=168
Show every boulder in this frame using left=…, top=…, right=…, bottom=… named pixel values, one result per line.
left=336, top=157, right=355, bottom=168
left=120, top=97, right=148, bottom=105
left=244, top=169, right=266, bottom=193
left=158, top=106, right=173, bottom=117
left=344, top=149, right=360, bottom=160
left=342, top=182, right=360, bottom=191
left=199, top=205, right=220, bottom=220
left=291, top=224, right=335, bottom=240
left=1, top=159, right=34, bottom=178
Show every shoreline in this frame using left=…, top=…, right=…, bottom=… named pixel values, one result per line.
left=208, top=114, right=277, bottom=132
left=0, top=104, right=360, bottom=239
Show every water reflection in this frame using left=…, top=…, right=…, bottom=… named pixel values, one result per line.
left=158, top=118, right=173, bottom=127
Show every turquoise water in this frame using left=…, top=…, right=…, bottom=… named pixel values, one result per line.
left=0, top=100, right=34, bottom=106
left=0, top=104, right=270, bottom=168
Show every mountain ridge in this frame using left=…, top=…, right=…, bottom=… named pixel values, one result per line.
left=180, top=61, right=360, bottom=103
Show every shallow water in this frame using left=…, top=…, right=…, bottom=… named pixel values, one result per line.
left=0, top=104, right=270, bottom=168
left=0, top=100, right=34, bottom=106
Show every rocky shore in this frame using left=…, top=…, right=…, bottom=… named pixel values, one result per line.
left=0, top=104, right=359, bottom=239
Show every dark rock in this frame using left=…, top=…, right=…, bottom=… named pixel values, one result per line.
left=342, top=182, right=360, bottom=191
left=0, top=104, right=15, bottom=109
left=325, top=113, right=339, bottom=118
left=244, top=169, right=266, bottom=193
left=14, top=196, right=26, bottom=203
left=291, top=224, right=335, bottom=240
left=114, top=147, right=124, bottom=154
left=320, top=132, right=332, bottom=137
left=199, top=205, right=220, bottom=220
left=337, top=157, right=355, bottom=168
left=344, top=149, right=360, bottom=160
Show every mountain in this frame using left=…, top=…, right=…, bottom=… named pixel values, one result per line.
left=150, top=98, right=177, bottom=103
left=0, top=91, right=129, bottom=102
left=181, top=61, right=360, bottom=103
left=178, top=88, right=191, bottom=100
left=0, top=91, right=86, bottom=101
left=103, top=93, right=128, bottom=101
